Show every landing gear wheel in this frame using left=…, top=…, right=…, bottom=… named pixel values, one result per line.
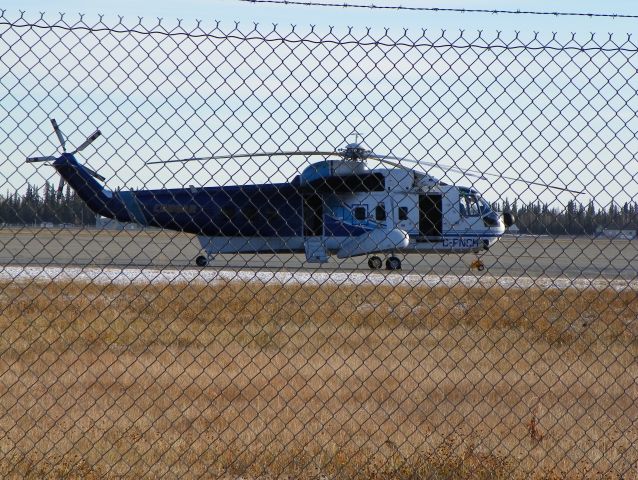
left=195, top=255, right=208, bottom=267
left=368, top=256, right=383, bottom=270
left=386, top=256, right=401, bottom=270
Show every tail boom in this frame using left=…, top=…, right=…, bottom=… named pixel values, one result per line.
left=52, top=153, right=131, bottom=222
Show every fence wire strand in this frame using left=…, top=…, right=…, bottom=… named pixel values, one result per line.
left=0, top=11, right=637, bottom=480
left=239, top=0, right=638, bottom=20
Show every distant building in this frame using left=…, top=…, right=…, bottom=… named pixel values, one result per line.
left=601, top=229, right=636, bottom=240
left=96, top=217, right=140, bottom=230
left=506, top=224, right=520, bottom=235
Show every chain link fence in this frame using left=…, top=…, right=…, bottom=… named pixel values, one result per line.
left=0, top=11, right=637, bottom=479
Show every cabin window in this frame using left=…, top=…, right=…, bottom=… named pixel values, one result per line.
left=375, top=203, right=386, bottom=221
left=398, top=206, right=409, bottom=221
left=353, top=205, right=367, bottom=221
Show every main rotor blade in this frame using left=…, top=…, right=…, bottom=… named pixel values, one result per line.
left=72, top=129, right=102, bottom=154
left=479, top=171, right=583, bottom=194
left=148, top=150, right=340, bottom=165
left=365, top=156, right=427, bottom=174
left=26, top=156, right=57, bottom=163
left=374, top=154, right=582, bottom=194
left=368, top=153, right=485, bottom=179
left=51, top=119, right=66, bottom=152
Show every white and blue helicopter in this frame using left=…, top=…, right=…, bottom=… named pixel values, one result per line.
left=27, top=119, right=578, bottom=270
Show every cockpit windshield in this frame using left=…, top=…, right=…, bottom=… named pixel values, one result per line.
left=460, top=192, right=491, bottom=217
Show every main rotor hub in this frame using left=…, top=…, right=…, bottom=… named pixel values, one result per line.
left=340, top=143, right=370, bottom=161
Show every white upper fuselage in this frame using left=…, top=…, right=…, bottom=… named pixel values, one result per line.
left=199, top=160, right=506, bottom=259
left=322, top=165, right=505, bottom=254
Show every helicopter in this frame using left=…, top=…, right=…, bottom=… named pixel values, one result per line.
left=26, top=119, right=579, bottom=270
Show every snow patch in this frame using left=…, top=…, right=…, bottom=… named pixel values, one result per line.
left=0, top=265, right=635, bottom=292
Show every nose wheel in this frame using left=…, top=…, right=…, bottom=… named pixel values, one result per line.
left=196, top=237, right=217, bottom=268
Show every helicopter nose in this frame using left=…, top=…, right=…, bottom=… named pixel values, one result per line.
left=502, top=212, right=515, bottom=228
left=482, top=212, right=500, bottom=227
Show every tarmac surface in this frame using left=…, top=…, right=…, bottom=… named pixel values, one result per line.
left=0, top=227, right=635, bottom=281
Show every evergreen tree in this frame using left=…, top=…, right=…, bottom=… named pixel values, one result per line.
left=0, top=183, right=96, bottom=226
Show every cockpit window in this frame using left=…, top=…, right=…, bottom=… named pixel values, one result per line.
left=460, top=193, right=481, bottom=217
left=460, top=193, right=493, bottom=217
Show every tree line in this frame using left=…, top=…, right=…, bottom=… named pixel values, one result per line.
left=0, top=182, right=96, bottom=226
left=496, top=199, right=638, bottom=236
left=0, top=183, right=636, bottom=236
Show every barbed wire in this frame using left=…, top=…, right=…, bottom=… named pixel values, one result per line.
left=239, top=0, right=638, bottom=20
left=1, top=13, right=637, bottom=52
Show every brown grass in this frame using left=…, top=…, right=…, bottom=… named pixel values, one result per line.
left=0, top=275, right=636, bottom=479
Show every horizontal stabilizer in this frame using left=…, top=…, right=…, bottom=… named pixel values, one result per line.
left=26, top=156, right=57, bottom=163
left=84, top=165, right=106, bottom=182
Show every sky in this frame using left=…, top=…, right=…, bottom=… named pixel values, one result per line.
left=3, top=1, right=638, bottom=207
left=11, top=0, right=638, bottom=36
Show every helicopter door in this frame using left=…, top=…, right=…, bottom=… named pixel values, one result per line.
left=303, top=194, right=323, bottom=236
left=419, top=194, right=443, bottom=239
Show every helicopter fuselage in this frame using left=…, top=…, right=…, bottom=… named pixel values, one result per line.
left=52, top=154, right=507, bottom=266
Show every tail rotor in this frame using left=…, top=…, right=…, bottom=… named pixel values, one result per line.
left=50, top=118, right=67, bottom=153
left=25, top=119, right=105, bottom=186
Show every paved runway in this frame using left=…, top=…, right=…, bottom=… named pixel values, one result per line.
left=0, top=227, right=636, bottom=280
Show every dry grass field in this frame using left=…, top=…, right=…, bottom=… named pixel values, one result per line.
left=0, top=273, right=636, bottom=479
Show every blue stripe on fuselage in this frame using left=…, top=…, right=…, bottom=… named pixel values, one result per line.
left=324, top=215, right=372, bottom=236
